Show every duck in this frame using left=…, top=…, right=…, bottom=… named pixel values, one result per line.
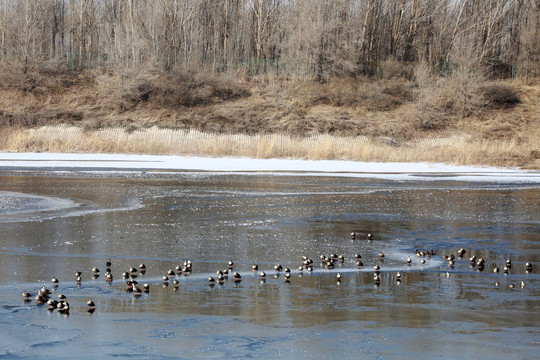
left=493, top=267, right=499, bottom=273
left=143, top=283, right=150, bottom=292
left=396, top=272, right=401, bottom=279
left=75, top=271, right=82, bottom=277
left=22, top=291, right=32, bottom=301
left=139, top=263, right=146, bottom=271
left=406, top=256, right=412, bottom=264
left=494, top=281, right=500, bottom=287
left=106, top=272, right=113, bottom=282
left=338, top=255, right=345, bottom=262
left=233, top=272, right=242, bottom=282
left=162, top=275, right=169, bottom=282
left=373, top=264, right=380, bottom=271
left=51, top=277, right=59, bottom=285
left=373, top=274, right=380, bottom=284
left=58, top=293, right=66, bottom=300
left=525, top=262, right=533, bottom=271
left=420, top=259, right=426, bottom=265
left=284, top=272, right=291, bottom=281
left=87, top=299, right=95, bottom=308
left=76, top=276, right=82, bottom=284
left=172, top=279, right=179, bottom=287
left=167, top=269, right=175, bottom=277
left=274, top=264, right=283, bottom=272
left=228, top=261, right=234, bottom=269
left=458, top=248, right=466, bottom=256
left=445, top=272, right=451, bottom=278
left=379, top=252, right=385, bottom=258
left=367, top=233, right=374, bottom=240
left=129, top=267, right=137, bottom=274
left=355, top=253, right=362, bottom=260
left=503, top=266, right=509, bottom=274
left=260, top=271, right=266, bottom=279
left=356, top=260, right=363, bottom=267
left=92, top=267, right=100, bottom=274
left=520, top=281, right=526, bottom=288
left=506, top=259, right=512, bottom=267
left=252, top=264, right=258, bottom=271
left=350, top=232, right=356, bottom=240
left=336, top=273, right=342, bottom=280
left=217, top=274, right=225, bottom=284
left=208, top=276, right=215, bottom=285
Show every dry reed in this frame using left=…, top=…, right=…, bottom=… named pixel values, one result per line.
left=1, top=125, right=538, bottom=168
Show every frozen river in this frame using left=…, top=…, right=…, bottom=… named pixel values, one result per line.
left=0, top=154, right=539, bottom=359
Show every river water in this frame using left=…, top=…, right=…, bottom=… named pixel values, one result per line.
left=0, top=169, right=538, bottom=359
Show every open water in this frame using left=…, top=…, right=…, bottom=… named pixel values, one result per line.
left=0, top=169, right=538, bottom=359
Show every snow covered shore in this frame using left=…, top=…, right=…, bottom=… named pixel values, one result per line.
left=0, top=152, right=539, bottom=183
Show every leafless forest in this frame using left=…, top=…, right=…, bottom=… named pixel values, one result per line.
left=0, top=1, right=539, bottom=167
left=0, top=0, right=538, bottom=78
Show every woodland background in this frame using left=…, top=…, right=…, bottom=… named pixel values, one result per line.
left=0, top=1, right=539, bottom=168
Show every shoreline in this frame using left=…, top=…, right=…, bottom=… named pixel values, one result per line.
left=1, top=152, right=539, bottom=183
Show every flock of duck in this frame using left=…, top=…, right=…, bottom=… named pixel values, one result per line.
left=22, top=232, right=534, bottom=315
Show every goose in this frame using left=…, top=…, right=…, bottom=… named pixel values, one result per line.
left=284, top=272, right=291, bottom=281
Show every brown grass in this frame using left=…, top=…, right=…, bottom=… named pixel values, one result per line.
left=0, top=64, right=538, bottom=169
left=1, top=126, right=538, bottom=169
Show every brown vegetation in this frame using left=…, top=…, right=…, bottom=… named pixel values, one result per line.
left=0, top=64, right=538, bottom=169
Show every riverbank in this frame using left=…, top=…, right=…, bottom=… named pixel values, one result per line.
left=1, top=67, right=539, bottom=169
left=1, top=152, right=539, bottom=183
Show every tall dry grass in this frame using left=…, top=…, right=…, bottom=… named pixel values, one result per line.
left=1, top=125, right=538, bottom=168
